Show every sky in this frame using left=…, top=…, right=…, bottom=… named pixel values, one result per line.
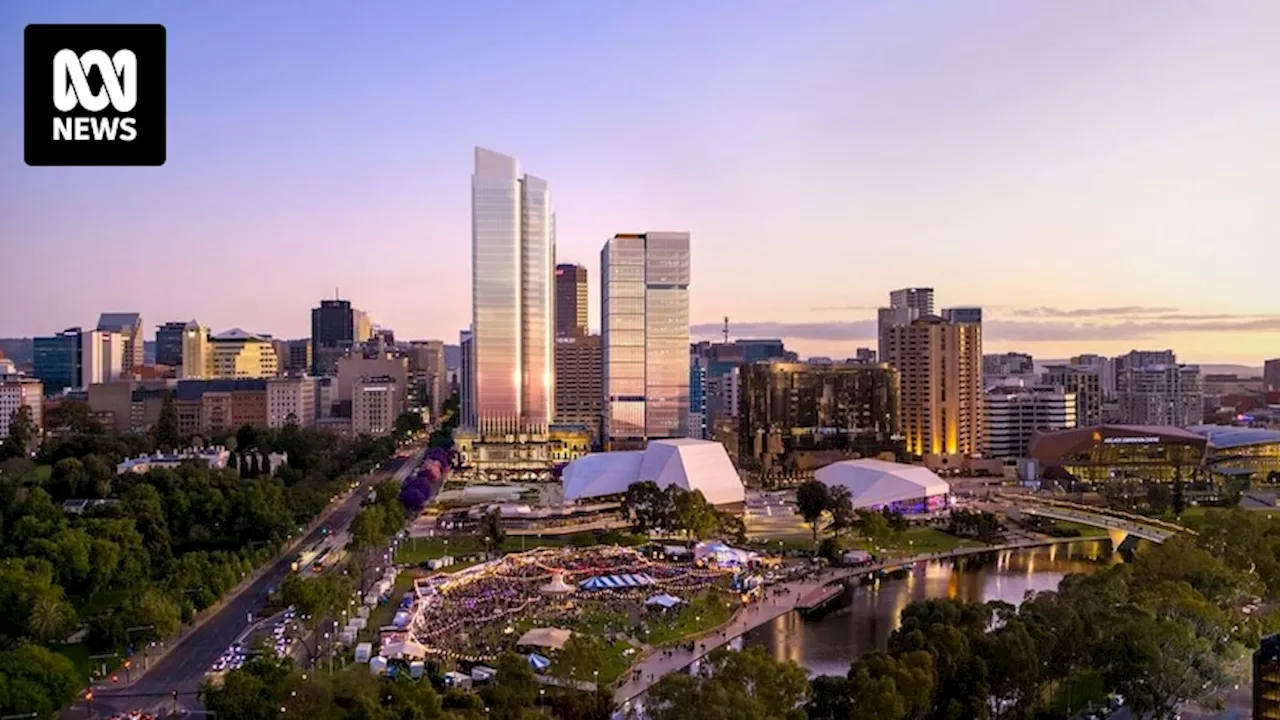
left=2, top=1, right=1279, bottom=364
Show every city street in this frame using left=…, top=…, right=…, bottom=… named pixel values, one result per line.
left=66, top=447, right=424, bottom=719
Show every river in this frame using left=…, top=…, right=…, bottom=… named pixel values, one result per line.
left=742, top=539, right=1130, bottom=677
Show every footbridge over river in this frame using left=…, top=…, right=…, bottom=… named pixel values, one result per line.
left=1003, top=498, right=1191, bottom=547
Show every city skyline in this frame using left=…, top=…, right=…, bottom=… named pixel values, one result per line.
left=4, top=1, right=1280, bottom=363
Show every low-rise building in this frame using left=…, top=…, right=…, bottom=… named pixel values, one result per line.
left=267, top=376, right=318, bottom=427
left=984, top=384, right=1077, bottom=460
left=210, top=329, right=279, bottom=379
left=0, top=374, right=43, bottom=439
left=352, top=375, right=401, bottom=436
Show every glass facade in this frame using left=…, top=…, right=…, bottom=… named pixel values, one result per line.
left=601, top=233, right=691, bottom=447
left=155, top=321, right=187, bottom=368
left=470, top=147, right=553, bottom=436
left=33, top=330, right=82, bottom=395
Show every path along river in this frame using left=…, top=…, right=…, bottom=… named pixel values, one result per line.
left=742, top=538, right=1130, bottom=677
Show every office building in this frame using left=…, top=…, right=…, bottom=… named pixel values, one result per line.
left=209, top=329, right=279, bottom=379
left=33, top=328, right=83, bottom=395
left=1266, top=359, right=1280, bottom=393
left=984, top=352, right=1034, bottom=379
left=554, top=333, right=603, bottom=442
left=885, top=315, right=983, bottom=461
left=81, top=330, right=126, bottom=386
left=876, top=288, right=934, bottom=363
left=97, top=313, right=144, bottom=375
left=942, top=306, right=983, bottom=324
left=180, top=322, right=212, bottom=379
left=736, top=361, right=900, bottom=473
left=0, top=375, right=43, bottom=439
left=853, top=348, right=877, bottom=364
left=406, top=340, right=448, bottom=419
left=688, top=339, right=792, bottom=442
left=983, top=384, right=1077, bottom=460
left=1116, top=361, right=1204, bottom=427
left=267, top=376, right=317, bottom=428
left=601, top=232, right=691, bottom=449
left=155, top=321, right=187, bottom=368
left=555, top=264, right=588, bottom=337
left=337, top=355, right=408, bottom=415
left=459, top=329, right=474, bottom=429
left=468, top=147, right=554, bottom=437
left=311, top=299, right=357, bottom=376
left=1042, top=364, right=1104, bottom=427
left=352, top=376, right=401, bottom=436
left=1071, top=354, right=1118, bottom=399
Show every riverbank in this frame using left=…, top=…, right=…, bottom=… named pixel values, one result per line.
left=613, top=535, right=1109, bottom=706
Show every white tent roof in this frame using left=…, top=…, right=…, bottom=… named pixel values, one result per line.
left=517, top=627, right=574, bottom=650
left=562, top=438, right=745, bottom=506
left=814, top=459, right=950, bottom=508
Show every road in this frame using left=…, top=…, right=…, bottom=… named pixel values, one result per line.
left=69, top=448, right=424, bottom=718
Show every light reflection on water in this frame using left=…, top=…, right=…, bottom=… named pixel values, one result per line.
left=743, top=540, right=1128, bottom=677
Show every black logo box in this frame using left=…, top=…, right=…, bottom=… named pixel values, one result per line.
left=24, top=24, right=166, bottom=167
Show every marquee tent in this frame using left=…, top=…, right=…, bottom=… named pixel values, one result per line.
left=579, top=573, right=656, bottom=590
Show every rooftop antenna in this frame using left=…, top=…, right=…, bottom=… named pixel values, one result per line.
left=335, top=287, right=340, bottom=300
left=723, top=316, right=729, bottom=344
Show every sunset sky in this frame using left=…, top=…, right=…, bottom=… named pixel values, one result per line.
left=3, top=1, right=1278, bottom=363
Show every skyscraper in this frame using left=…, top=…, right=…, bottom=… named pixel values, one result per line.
left=311, top=299, right=356, bottom=376
left=155, top=321, right=188, bottom=368
left=555, top=264, right=588, bottom=337
left=181, top=321, right=211, bottom=379
left=876, top=288, right=934, bottom=362
left=97, top=313, right=144, bottom=375
left=469, top=147, right=554, bottom=436
left=601, top=232, right=691, bottom=449
left=33, top=328, right=83, bottom=395
left=885, top=314, right=983, bottom=458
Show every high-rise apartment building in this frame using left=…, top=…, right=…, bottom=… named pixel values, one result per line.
left=601, top=232, right=691, bottom=449
left=877, top=288, right=934, bottom=363
left=181, top=322, right=212, bottom=379
left=554, top=333, right=603, bottom=441
left=155, top=321, right=188, bottom=368
left=311, top=299, right=357, bottom=376
left=468, top=147, right=554, bottom=436
left=33, top=328, right=84, bottom=394
left=885, top=315, right=983, bottom=458
left=555, top=264, right=589, bottom=337
left=1116, top=361, right=1204, bottom=427
left=1042, top=364, right=1103, bottom=427
left=1265, top=359, right=1280, bottom=393
left=983, top=384, right=1077, bottom=460
left=0, top=375, right=43, bottom=439
left=97, top=313, right=144, bottom=375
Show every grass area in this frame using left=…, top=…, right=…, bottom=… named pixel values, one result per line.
left=846, top=527, right=987, bottom=557
left=395, top=532, right=644, bottom=566
left=1048, top=668, right=1106, bottom=715
left=363, top=573, right=420, bottom=640
left=1047, top=520, right=1111, bottom=538
left=596, top=640, right=636, bottom=685
left=54, top=642, right=123, bottom=682
left=643, top=592, right=736, bottom=647
left=74, top=589, right=129, bottom=616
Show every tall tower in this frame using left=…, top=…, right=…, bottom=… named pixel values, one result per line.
left=601, top=232, right=691, bottom=449
left=876, top=288, right=935, bottom=363
left=470, top=147, right=555, bottom=436
left=885, top=314, right=983, bottom=458
left=555, top=264, right=588, bottom=337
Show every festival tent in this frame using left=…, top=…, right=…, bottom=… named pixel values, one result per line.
left=528, top=653, right=552, bottom=672
left=645, top=593, right=683, bottom=609
left=579, top=573, right=656, bottom=590
left=380, top=639, right=428, bottom=660
left=694, top=541, right=757, bottom=566
left=517, top=627, right=574, bottom=651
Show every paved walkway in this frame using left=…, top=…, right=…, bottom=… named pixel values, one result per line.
left=613, top=535, right=1104, bottom=706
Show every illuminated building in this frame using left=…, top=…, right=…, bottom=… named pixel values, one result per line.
left=884, top=315, right=983, bottom=461
left=1255, top=633, right=1280, bottom=719
left=1027, top=425, right=1207, bottom=485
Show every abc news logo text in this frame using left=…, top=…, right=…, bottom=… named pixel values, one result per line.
left=24, top=24, right=166, bottom=167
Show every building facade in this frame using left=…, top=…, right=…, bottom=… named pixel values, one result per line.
left=97, top=313, right=144, bottom=375
left=33, top=328, right=83, bottom=394
left=266, top=376, right=318, bottom=428
left=553, top=333, right=602, bottom=444
left=877, top=288, right=934, bottom=363
left=736, top=361, right=900, bottom=473
left=1266, top=359, right=1280, bottom=393
left=983, top=384, right=1077, bottom=460
left=181, top=321, right=212, bottom=379
left=1116, top=362, right=1204, bottom=427
left=885, top=315, right=983, bottom=460
left=1042, top=364, right=1104, bottom=428
left=311, top=299, right=357, bottom=376
left=81, top=329, right=126, bottom=386
left=469, top=147, right=555, bottom=437
left=983, top=352, right=1034, bottom=379
left=210, top=329, right=279, bottom=379
left=601, top=232, right=691, bottom=449
left=280, top=339, right=312, bottom=375
left=352, top=376, right=401, bottom=436
left=459, top=329, right=474, bottom=429
left=155, top=321, right=187, bottom=368
left=555, top=263, right=588, bottom=337
left=406, top=340, right=448, bottom=419
left=0, top=376, right=43, bottom=438
left=1254, top=633, right=1280, bottom=720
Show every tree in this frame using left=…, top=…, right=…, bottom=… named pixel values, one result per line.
left=48, top=457, right=88, bottom=500
left=623, top=480, right=674, bottom=533
left=154, top=394, right=182, bottom=451
left=671, top=489, right=719, bottom=539
left=1, top=406, right=36, bottom=460
left=555, top=634, right=607, bottom=683
left=647, top=646, right=809, bottom=720
left=480, top=652, right=538, bottom=720
left=828, top=487, right=857, bottom=539
left=393, top=411, right=426, bottom=441
left=0, top=644, right=82, bottom=719
left=1172, top=479, right=1186, bottom=518
left=479, top=507, right=506, bottom=551
left=795, top=480, right=831, bottom=543
left=856, top=509, right=890, bottom=545
left=1147, top=482, right=1172, bottom=515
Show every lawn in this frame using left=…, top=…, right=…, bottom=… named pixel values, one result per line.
left=1046, top=520, right=1111, bottom=538
left=394, top=532, right=644, bottom=565
left=54, top=642, right=123, bottom=682
left=643, top=592, right=736, bottom=647
left=846, top=527, right=987, bottom=557
left=362, top=573, right=420, bottom=641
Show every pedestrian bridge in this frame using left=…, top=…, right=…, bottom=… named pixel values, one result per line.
left=1014, top=505, right=1178, bottom=545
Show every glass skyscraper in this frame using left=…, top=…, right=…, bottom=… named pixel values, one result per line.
left=601, top=232, right=691, bottom=448
left=469, top=147, right=554, bottom=436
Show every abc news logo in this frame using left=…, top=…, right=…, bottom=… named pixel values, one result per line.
left=24, top=24, right=166, bottom=166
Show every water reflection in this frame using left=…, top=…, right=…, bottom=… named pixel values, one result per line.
left=744, top=540, right=1127, bottom=677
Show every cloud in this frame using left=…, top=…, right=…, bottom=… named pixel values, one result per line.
left=1005, top=306, right=1180, bottom=318
left=691, top=316, right=1280, bottom=344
